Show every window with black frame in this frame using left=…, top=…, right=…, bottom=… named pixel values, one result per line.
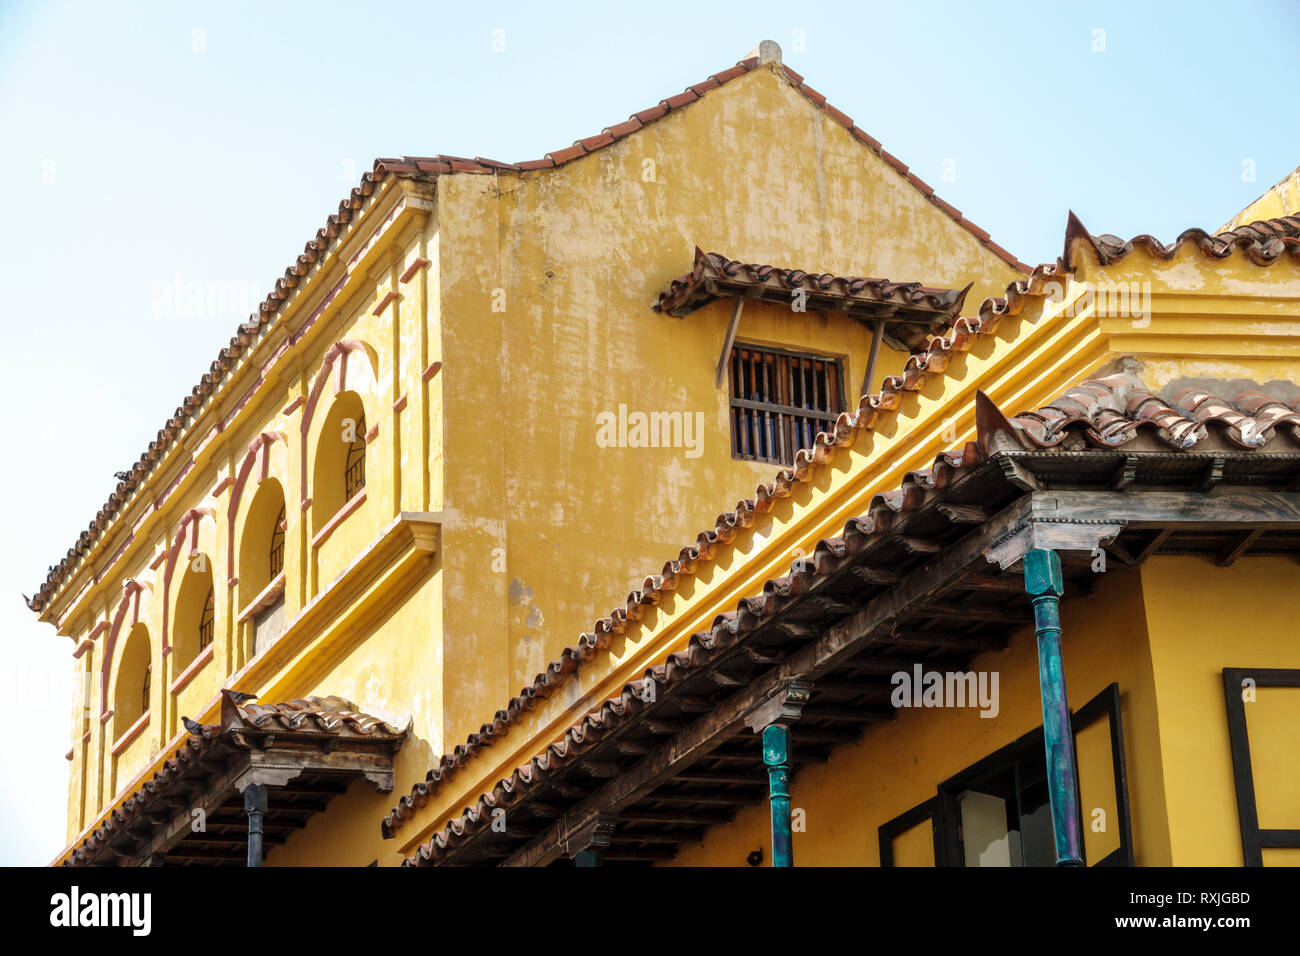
left=879, top=683, right=1133, bottom=867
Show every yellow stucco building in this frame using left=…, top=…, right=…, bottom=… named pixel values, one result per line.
left=33, top=42, right=1300, bottom=868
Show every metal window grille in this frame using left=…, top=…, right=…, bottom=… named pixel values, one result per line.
left=729, top=345, right=844, bottom=465
left=198, top=586, right=215, bottom=651
left=141, top=664, right=151, bottom=714
left=269, top=505, right=285, bottom=577
left=345, top=414, right=367, bottom=501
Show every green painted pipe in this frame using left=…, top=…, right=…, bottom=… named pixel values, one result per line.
left=762, top=723, right=793, bottom=867
left=1023, top=548, right=1083, bottom=866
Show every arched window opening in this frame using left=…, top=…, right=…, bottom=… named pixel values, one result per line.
left=239, top=478, right=287, bottom=605
left=173, top=555, right=215, bottom=670
left=312, top=391, right=368, bottom=532
left=113, top=623, right=152, bottom=732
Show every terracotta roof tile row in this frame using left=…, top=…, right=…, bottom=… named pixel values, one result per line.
left=402, top=369, right=1300, bottom=862
left=236, top=695, right=407, bottom=736
left=1065, top=211, right=1300, bottom=270
left=30, top=51, right=1025, bottom=615
left=63, top=693, right=405, bottom=866
left=1006, top=371, right=1300, bottom=451
left=380, top=260, right=1068, bottom=836
left=652, top=249, right=970, bottom=320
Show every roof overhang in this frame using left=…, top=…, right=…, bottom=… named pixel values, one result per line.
left=62, top=692, right=408, bottom=867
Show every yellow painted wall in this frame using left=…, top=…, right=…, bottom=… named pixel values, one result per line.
left=433, top=63, right=1020, bottom=752
left=1140, top=556, right=1300, bottom=866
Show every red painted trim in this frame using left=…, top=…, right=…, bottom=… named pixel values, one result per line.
left=111, top=711, right=149, bottom=757
left=169, top=643, right=214, bottom=695
left=65, top=749, right=73, bottom=761
left=73, top=639, right=93, bottom=659
left=311, top=490, right=366, bottom=550
left=212, top=475, right=233, bottom=496
left=300, top=497, right=312, bottom=512
left=372, top=290, right=399, bottom=315
left=99, top=709, right=114, bottom=725
left=87, top=621, right=108, bottom=642
left=393, top=394, right=408, bottom=413
left=399, top=257, right=430, bottom=284
left=282, top=395, right=305, bottom=416
left=365, top=424, right=379, bottom=444
left=421, top=361, right=442, bottom=382
left=81, top=731, right=91, bottom=745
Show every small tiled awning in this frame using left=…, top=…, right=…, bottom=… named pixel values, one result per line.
left=653, top=249, right=971, bottom=352
left=65, top=692, right=408, bottom=867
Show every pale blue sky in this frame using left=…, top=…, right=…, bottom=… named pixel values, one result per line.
left=1, top=0, right=1296, bottom=865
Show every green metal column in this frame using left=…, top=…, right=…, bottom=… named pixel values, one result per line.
left=762, top=723, right=793, bottom=868
left=1023, top=548, right=1083, bottom=866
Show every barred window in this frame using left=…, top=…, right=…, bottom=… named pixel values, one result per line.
left=345, top=413, right=367, bottom=502
left=141, top=663, right=151, bottom=715
left=729, top=345, right=844, bottom=465
left=198, top=586, right=215, bottom=651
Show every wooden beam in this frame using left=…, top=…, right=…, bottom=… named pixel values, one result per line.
left=714, top=298, right=745, bottom=388
left=936, top=503, right=990, bottom=525
left=861, top=319, right=884, bottom=397
left=1217, top=528, right=1264, bottom=567
left=907, top=603, right=1032, bottom=625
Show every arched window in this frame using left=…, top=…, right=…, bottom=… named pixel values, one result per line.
left=174, top=555, right=215, bottom=668
left=312, top=391, right=367, bottom=531
left=113, top=623, right=152, bottom=732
